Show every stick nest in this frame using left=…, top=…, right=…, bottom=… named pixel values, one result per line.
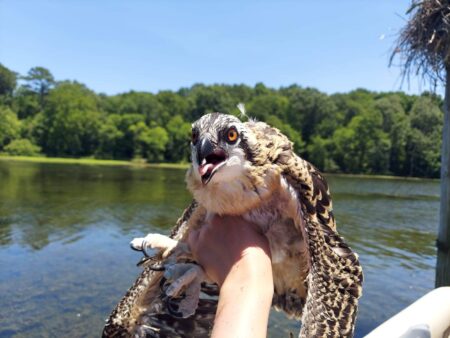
left=391, top=0, right=450, bottom=84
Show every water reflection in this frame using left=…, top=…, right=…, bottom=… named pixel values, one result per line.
left=0, top=160, right=439, bottom=337
left=0, top=162, right=191, bottom=251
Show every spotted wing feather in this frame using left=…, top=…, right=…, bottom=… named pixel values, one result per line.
left=246, top=120, right=362, bottom=337
left=102, top=201, right=219, bottom=338
left=280, top=155, right=363, bottom=338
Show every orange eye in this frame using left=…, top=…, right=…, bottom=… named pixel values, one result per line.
left=226, top=128, right=239, bottom=143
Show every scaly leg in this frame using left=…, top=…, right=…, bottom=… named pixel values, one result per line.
left=130, top=233, right=189, bottom=259
left=130, top=233, right=205, bottom=318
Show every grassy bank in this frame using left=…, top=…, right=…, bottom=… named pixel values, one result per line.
left=329, top=172, right=438, bottom=181
left=0, top=155, right=436, bottom=180
left=0, top=155, right=189, bottom=169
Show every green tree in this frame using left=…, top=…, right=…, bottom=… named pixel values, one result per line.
left=306, top=136, right=338, bottom=172
left=165, top=115, right=191, bottom=162
left=107, top=92, right=167, bottom=125
left=254, top=82, right=271, bottom=96
left=0, top=64, right=447, bottom=182
left=188, top=85, right=235, bottom=120
left=14, top=87, right=41, bottom=119
left=41, top=82, right=101, bottom=156
left=96, top=115, right=125, bottom=159
left=332, top=110, right=390, bottom=174
left=113, top=113, right=146, bottom=158
left=332, top=89, right=375, bottom=125
left=284, top=86, right=337, bottom=142
left=22, top=67, right=55, bottom=107
left=0, top=63, right=17, bottom=96
left=225, top=84, right=254, bottom=103
left=247, top=94, right=289, bottom=121
left=374, top=95, right=410, bottom=175
left=157, top=91, right=192, bottom=120
left=19, top=112, right=45, bottom=146
left=0, top=106, right=21, bottom=149
left=4, top=139, right=41, bottom=156
left=405, top=96, right=442, bottom=177
left=130, top=121, right=169, bottom=162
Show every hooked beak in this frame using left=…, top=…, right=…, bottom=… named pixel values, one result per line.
left=196, top=137, right=227, bottom=184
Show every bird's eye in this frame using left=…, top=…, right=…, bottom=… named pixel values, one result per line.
left=192, top=129, right=199, bottom=145
left=226, top=127, right=239, bottom=144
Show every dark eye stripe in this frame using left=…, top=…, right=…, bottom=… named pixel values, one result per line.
left=192, top=129, right=199, bottom=145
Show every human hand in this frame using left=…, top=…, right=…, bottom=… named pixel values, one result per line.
left=187, top=215, right=273, bottom=338
left=187, top=215, right=271, bottom=286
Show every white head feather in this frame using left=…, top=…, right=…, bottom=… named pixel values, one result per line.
left=237, top=103, right=247, bottom=120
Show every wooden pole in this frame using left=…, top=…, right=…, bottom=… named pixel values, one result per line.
left=436, top=67, right=450, bottom=287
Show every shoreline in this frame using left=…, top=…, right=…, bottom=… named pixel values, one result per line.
left=0, top=155, right=190, bottom=169
left=0, top=155, right=438, bottom=180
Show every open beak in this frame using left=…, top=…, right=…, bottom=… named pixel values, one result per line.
left=196, top=137, right=227, bottom=184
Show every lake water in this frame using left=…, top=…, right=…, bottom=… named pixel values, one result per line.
left=0, top=160, right=439, bottom=337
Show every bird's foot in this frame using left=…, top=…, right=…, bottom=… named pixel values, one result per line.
left=162, top=263, right=205, bottom=318
left=130, top=233, right=189, bottom=259
left=130, top=234, right=203, bottom=318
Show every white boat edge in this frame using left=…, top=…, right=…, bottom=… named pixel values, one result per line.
left=364, top=287, right=450, bottom=338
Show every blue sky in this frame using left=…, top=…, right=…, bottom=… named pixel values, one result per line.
left=0, top=0, right=434, bottom=95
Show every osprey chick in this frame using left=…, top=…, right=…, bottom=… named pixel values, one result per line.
left=103, top=113, right=363, bottom=338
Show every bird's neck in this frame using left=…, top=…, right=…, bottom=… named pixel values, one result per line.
left=188, top=165, right=282, bottom=215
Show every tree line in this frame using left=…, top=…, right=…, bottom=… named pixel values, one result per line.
left=0, top=63, right=444, bottom=178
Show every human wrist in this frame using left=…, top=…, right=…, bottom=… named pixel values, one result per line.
left=220, top=246, right=273, bottom=294
left=212, top=246, right=273, bottom=338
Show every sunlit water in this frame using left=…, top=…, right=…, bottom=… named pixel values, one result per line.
left=0, top=161, right=439, bottom=337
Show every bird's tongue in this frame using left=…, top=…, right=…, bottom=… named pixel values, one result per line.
left=199, top=163, right=215, bottom=177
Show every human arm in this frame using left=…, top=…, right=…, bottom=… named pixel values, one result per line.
left=188, top=215, right=273, bottom=338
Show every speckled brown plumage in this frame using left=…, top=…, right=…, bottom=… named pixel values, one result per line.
left=103, top=113, right=363, bottom=338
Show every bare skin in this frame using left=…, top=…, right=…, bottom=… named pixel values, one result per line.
left=188, top=215, right=273, bottom=338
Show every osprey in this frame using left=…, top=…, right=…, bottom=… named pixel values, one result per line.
left=103, top=113, right=363, bottom=338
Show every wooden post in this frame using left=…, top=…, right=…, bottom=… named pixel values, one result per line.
left=436, top=67, right=450, bottom=287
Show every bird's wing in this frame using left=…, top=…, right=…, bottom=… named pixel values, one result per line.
left=103, top=201, right=219, bottom=338
left=280, top=155, right=363, bottom=338
left=245, top=119, right=362, bottom=336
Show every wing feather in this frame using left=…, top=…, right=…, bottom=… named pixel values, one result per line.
left=103, top=200, right=218, bottom=338
left=280, top=155, right=363, bottom=338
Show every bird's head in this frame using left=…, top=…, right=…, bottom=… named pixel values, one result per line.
left=186, top=113, right=287, bottom=215
left=188, top=113, right=253, bottom=186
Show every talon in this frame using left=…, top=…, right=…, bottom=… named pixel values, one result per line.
left=166, top=297, right=184, bottom=318
left=136, top=256, right=152, bottom=266
left=149, top=263, right=166, bottom=271
left=158, top=264, right=204, bottom=318
left=160, top=277, right=170, bottom=293
left=136, top=257, right=166, bottom=270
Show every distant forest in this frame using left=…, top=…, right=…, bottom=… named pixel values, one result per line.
left=0, top=64, right=444, bottom=178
